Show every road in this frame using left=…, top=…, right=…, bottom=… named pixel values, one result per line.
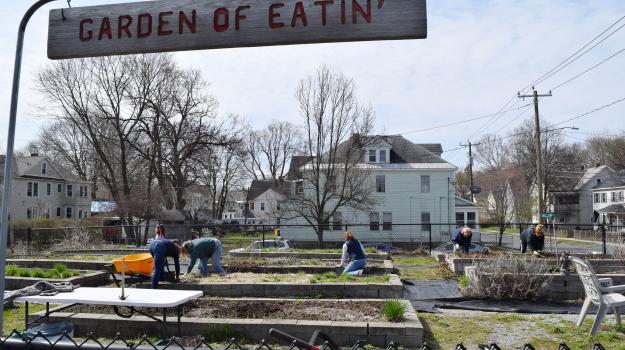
left=479, top=231, right=618, bottom=255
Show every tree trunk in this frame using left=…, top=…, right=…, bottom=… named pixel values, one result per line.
left=498, top=224, right=505, bottom=247
left=316, top=225, right=325, bottom=248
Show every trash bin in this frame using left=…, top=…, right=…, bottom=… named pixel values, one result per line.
left=25, top=321, right=74, bottom=343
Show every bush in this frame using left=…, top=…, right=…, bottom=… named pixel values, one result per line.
left=5, top=265, right=19, bottom=276
left=382, top=300, right=407, bottom=322
left=462, top=255, right=552, bottom=300
left=18, top=269, right=32, bottom=277
left=53, top=263, right=68, bottom=273
left=31, top=268, right=46, bottom=278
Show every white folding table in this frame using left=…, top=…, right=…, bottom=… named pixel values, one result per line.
left=15, top=287, right=203, bottom=336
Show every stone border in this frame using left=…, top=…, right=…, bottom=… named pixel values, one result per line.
left=34, top=298, right=422, bottom=347
left=56, top=248, right=148, bottom=255
left=218, top=259, right=395, bottom=275
left=229, top=251, right=389, bottom=260
left=5, top=270, right=110, bottom=290
left=152, top=274, right=403, bottom=298
left=8, top=259, right=112, bottom=271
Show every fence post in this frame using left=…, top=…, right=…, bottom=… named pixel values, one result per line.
left=262, top=225, right=265, bottom=248
left=429, top=228, right=432, bottom=254
left=601, top=223, right=607, bottom=255
left=27, top=227, right=31, bottom=249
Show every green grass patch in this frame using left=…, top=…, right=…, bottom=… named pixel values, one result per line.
left=4, top=264, right=80, bottom=279
left=262, top=247, right=378, bottom=254
left=399, top=264, right=456, bottom=281
left=393, top=256, right=437, bottom=266
left=382, top=300, right=407, bottom=322
left=3, top=304, right=47, bottom=335
left=309, top=272, right=390, bottom=284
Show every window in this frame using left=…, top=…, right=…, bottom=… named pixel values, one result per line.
left=27, top=182, right=39, bottom=197
left=56, top=207, right=61, bottom=217
left=33, top=183, right=38, bottom=197
left=383, top=212, right=392, bottom=231
left=41, top=162, right=47, bottom=175
left=369, top=150, right=376, bottom=163
left=601, top=193, right=607, bottom=203
left=79, top=185, right=88, bottom=198
left=456, top=212, right=465, bottom=227
left=421, top=212, right=431, bottom=232
left=611, top=192, right=617, bottom=203
left=333, top=212, right=343, bottom=231
left=44, top=208, right=50, bottom=219
left=261, top=203, right=265, bottom=211
left=58, top=184, right=62, bottom=192
left=78, top=210, right=84, bottom=219
left=369, top=212, right=379, bottom=231
left=26, top=208, right=32, bottom=219
left=66, top=185, right=73, bottom=197
left=276, top=202, right=281, bottom=211
left=594, top=193, right=600, bottom=203
left=296, top=181, right=304, bottom=195
left=376, top=175, right=385, bottom=193
left=467, top=212, right=477, bottom=229
left=250, top=202, right=255, bottom=210
left=379, top=150, right=387, bottom=163
left=27, top=182, right=33, bottom=197
left=421, top=175, right=430, bottom=193
left=620, top=191, right=624, bottom=203
left=47, top=183, right=51, bottom=196
left=65, top=207, right=73, bottom=219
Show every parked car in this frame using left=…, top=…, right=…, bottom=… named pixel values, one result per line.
left=433, top=242, right=490, bottom=254
left=229, top=239, right=292, bottom=253
left=362, top=242, right=402, bottom=253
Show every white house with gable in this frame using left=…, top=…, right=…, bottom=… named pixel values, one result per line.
left=280, top=135, right=478, bottom=244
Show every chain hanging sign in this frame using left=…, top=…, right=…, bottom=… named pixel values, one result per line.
left=47, top=0, right=427, bottom=59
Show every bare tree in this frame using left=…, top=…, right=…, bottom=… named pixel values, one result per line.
left=260, top=120, right=302, bottom=182
left=37, top=55, right=155, bottom=245
left=241, top=127, right=267, bottom=180
left=585, top=135, right=625, bottom=170
left=283, top=66, right=376, bottom=245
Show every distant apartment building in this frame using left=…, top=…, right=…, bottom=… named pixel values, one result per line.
left=0, top=154, right=91, bottom=220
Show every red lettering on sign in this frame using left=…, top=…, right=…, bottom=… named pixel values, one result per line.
left=341, top=0, right=347, bottom=24
left=79, top=19, right=93, bottom=41
left=214, top=8, right=229, bottom=32
left=179, top=10, right=197, bottom=34
left=137, top=13, right=153, bottom=38
left=98, top=17, right=113, bottom=40
left=118, top=15, right=132, bottom=39
left=291, top=2, right=308, bottom=27
left=314, top=1, right=334, bottom=26
left=352, top=0, right=371, bottom=23
left=158, top=11, right=174, bottom=36
left=235, top=6, right=250, bottom=31
left=269, top=3, right=285, bottom=29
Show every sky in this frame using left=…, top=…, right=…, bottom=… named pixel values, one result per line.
left=1, top=0, right=625, bottom=169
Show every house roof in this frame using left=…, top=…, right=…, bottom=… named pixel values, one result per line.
left=455, top=196, right=479, bottom=208
left=246, top=179, right=289, bottom=201
left=0, top=155, right=82, bottom=182
left=336, top=135, right=450, bottom=165
left=591, top=175, right=625, bottom=190
left=286, top=156, right=314, bottom=180
left=574, top=165, right=614, bottom=191
left=597, top=204, right=625, bottom=214
left=417, top=144, right=443, bottom=157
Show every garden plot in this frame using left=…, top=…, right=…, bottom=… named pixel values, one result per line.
left=37, top=298, right=422, bottom=346
left=4, top=263, right=109, bottom=289
left=220, top=256, right=394, bottom=274
left=229, top=250, right=389, bottom=260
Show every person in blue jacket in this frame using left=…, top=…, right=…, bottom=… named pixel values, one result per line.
left=148, top=239, right=180, bottom=289
left=520, top=224, right=535, bottom=253
left=181, top=237, right=226, bottom=276
left=451, top=227, right=473, bottom=254
left=337, top=231, right=367, bottom=275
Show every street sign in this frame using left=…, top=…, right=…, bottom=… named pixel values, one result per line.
left=541, top=212, right=555, bottom=220
left=47, top=0, right=427, bottom=59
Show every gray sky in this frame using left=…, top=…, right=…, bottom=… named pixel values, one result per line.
left=1, top=0, right=624, bottom=169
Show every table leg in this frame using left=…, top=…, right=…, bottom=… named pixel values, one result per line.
left=163, top=309, right=167, bottom=323
left=46, top=303, right=50, bottom=322
left=24, top=301, right=29, bottom=330
left=177, top=305, right=181, bottom=336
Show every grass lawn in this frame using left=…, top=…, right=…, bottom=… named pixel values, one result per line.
left=3, top=304, right=47, bottom=335
left=394, top=255, right=457, bottom=281
left=420, top=312, right=625, bottom=350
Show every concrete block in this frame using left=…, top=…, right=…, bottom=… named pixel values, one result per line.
left=368, top=322, right=405, bottom=336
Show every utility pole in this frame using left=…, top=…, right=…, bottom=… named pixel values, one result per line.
left=519, top=87, right=552, bottom=224
left=460, top=141, right=475, bottom=201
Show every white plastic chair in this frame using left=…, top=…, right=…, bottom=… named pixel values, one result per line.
left=571, top=257, right=625, bottom=335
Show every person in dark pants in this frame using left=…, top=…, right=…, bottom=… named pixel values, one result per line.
left=529, top=224, right=545, bottom=256
left=520, top=224, right=535, bottom=253
left=181, top=237, right=226, bottom=276
left=451, top=227, right=473, bottom=254
left=337, top=231, right=367, bottom=275
left=148, top=239, right=180, bottom=289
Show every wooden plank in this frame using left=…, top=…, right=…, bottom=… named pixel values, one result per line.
left=48, top=0, right=427, bottom=59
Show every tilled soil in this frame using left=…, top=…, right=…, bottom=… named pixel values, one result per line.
left=63, top=299, right=385, bottom=322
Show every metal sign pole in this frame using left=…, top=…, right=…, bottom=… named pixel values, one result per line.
left=0, top=0, right=58, bottom=334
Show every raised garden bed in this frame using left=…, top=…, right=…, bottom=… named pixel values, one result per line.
left=5, top=270, right=109, bottom=290
left=151, top=273, right=403, bottom=298
left=229, top=251, right=389, bottom=260
left=35, top=298, right=422, bottom=346
left=220, top=256, right=394, bottom=274
left=7, top=259, right=111, bottom=271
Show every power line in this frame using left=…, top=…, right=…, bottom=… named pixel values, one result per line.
left=398, top=103, right=532, bottom=135
left=551, top=46, right=625, bottom=91
left=552, top=96, right=625, bottom=127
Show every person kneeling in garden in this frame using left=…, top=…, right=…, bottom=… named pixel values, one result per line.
left=451, top=227, right=472, bottom=254
left=148, top=239, right=180, bottom=288
left=337, top=231, right=367, bottom=276
left=181, top=237, right=226, bottom=277
left=528, top=224, right=545, bottom=256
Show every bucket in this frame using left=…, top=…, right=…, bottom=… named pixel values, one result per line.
left=25, top=321, right=74, bottom=343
